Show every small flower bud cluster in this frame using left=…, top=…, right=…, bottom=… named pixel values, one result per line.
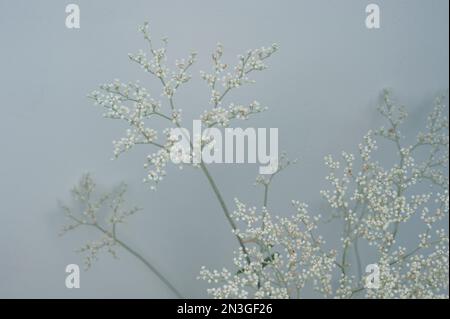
left=90, top=23, right=278, bottom=190
left=199, top=199, right=336, bottom=299
left=202, top=92, right=448, bottom=299
left=200, top=43, right=279, bottom=107
left=200, top=101, right=265, bottom=127
left=322, top=92, right=449, bottom=298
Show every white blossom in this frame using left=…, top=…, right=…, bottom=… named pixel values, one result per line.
left=89, top=23, right=277, bottom=190
left=201, top=91, right=449, bottom=299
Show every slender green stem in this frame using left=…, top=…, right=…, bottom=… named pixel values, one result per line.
left=69, top=213, right=183, bottom=299
left=341, top=243, right=349, bottom=276
left=263, top=184, right=269, bottom=208
left=354, top=238, right=362, bottom=281
left=351, top=286, right=365, bottom=297
left=167, top=99, right=251, bottom=264
left=136, top=42, right=252, bottom=264
left=199, top=162, right=251, bottom=263
left=114, top=237, right=184, bottom=299
left=93, top=223, right=184, bottom=299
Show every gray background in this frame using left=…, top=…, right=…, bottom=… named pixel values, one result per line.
left=0, top=0, right=448, bottom=298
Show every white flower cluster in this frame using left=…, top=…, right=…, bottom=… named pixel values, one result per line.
left=90, top=80, right=162, bottom=120
left=199, top=199, right=336, bottom=299
left=60, top=174, right=140, bottom=269
left=200, top=43, right=278, bottom=107
left=89, top=80, right=164, bottom=158
left=129, top=22, right=197, bottom=99
left=321, top=90, right=449, bottom=298
left=200, top=101, right=265, bottom=127
left=201, top=91, right=449, bottom=299
left=83, top=23, right=448, bottom=299
left=89, top=23, right=278, bottom=190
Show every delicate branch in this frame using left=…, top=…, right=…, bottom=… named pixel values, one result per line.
left=60, top=174, right=184, bottom=299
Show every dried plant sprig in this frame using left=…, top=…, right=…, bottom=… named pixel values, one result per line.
left=201, top=92, right=449, bottom=299
left=88, top=22, right=279, bottom=263
left=255, top=152, right=298, bottom=208
left=72, top=23, right=448, bottom=299
left=60, top=174, right=183, bottom=298
left=199, top=199, right=336, bottom=299
left=200, top=101, right=266, bottom=128
left=88, top=23, right=277, bottom=190
left=324, top=91, right=448, bottom=298
left=200, top=42, right=279, bottom=108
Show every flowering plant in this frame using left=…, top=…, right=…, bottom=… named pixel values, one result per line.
left=200, top=91, right=449, bottom=299
left=61, top=23, right=449, bottom=299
